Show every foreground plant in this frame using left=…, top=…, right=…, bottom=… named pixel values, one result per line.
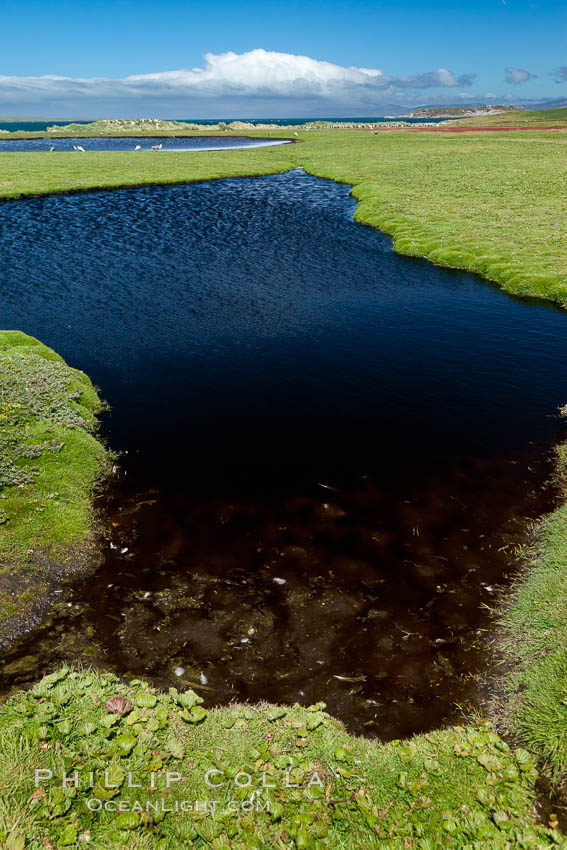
left=0, top=666, right=563, bottom=848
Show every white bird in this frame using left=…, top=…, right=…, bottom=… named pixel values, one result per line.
left=74, top=145, right=86, bottom=152
left=49, top=146, right=55, bottom=152
left=293, top=132, right=299, bottom=137
left=151, top=144, right=163, bottom=151
left=134, top=145, right=141, bottom=151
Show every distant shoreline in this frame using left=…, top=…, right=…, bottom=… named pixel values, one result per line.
left=0, top=116, right=449, bottom=133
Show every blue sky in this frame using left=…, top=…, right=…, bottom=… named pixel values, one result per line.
left=1, top=0, right=565, bottom=117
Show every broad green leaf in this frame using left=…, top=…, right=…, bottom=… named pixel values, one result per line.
left=167, top=736, right=185, bottom=759
left=105, top=764, right=125, bottom=788
left=58, top=824, right=77, bottom=846
left=169, top=687, right=203, bottom=710
left=185, top=705, right=207, bottom=724
left=267, top=708, right=287, bottom=722
left=116, top=734, right=137, bottom=756
left=135, top=692, right=157, bottom=709
left=115, top=812, right=141, bottom=830
left=269, top=801, right=284, bottom=821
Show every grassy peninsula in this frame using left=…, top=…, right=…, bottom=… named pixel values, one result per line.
left=0, top=126, right=565, bottom=305
left=0, top=331, right=107, bottom=637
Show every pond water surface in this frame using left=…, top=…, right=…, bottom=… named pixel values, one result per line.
left=0, top=136, right=291, bottom=153
left=0, top=170, right=566, bottom=739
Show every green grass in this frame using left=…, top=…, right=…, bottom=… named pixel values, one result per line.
left=454, top=108, right=567, bottom=127
left=0, top=665, right=563, bottom=849
left=0, top=128, right=565, bottom=305
left=0, top=331, right=108, bottom=629
left=497, top=433, right=567, bottom=789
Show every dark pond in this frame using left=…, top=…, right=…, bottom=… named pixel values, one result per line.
left=0, top=169, right=566, bottom=739
left=0, top=136, right=291, bottom=153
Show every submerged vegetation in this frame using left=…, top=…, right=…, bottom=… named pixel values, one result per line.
left=0, top=126, right=565, bottom=304
left=0, top=665, right=564, bottom=848
left=0, top=331, right=107, bottom=635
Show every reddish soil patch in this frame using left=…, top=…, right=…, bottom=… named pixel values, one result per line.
left=366, top=124, right=567, bottom=133
left=412, top=124, right=567, bottom=133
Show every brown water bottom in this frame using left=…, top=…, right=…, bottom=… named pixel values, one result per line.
left=0, top=445, right=556, bottom=741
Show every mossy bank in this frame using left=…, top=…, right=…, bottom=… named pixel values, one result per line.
left=497, top=430, right=567, bottom=790
left=0, top=665, right=564, bottom=849
left=0, top=331, right=108, bottom=640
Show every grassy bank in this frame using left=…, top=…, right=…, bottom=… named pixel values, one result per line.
left=0, top=127, right=565, bottom=305
left=497, top=434, right=567, bottom=787
left=0, top=331, right=107, bottom=636
left=0, top=665, right=563, bottom=849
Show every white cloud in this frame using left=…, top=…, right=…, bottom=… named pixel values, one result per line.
left=389, top=68, right=476, bottom=89
left=0, top=49, right=479, bottom=116
left=504, top=67, right=535, bottom=85
left=550, top=66, right=567, bottom=83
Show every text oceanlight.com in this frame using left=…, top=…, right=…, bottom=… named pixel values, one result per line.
left=86, top=798, right=273, bottom=813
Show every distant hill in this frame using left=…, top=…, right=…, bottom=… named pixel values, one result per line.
left=526, top=97, right=567, bottom=110
left=408, top=105, right=522, bottom=118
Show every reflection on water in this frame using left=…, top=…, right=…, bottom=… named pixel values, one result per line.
left=0, top=170, right=566, bottom=738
